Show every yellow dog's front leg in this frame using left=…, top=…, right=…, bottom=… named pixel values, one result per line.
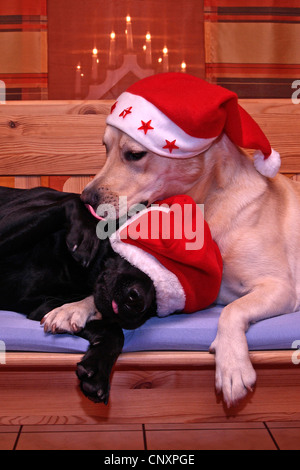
left=210, top=279, right=297, bottom=407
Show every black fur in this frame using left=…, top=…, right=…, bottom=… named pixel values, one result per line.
left=0, top=186, right=157, bottom=403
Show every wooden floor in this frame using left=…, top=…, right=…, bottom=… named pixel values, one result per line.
left=1, top=421, right=300, bottom=450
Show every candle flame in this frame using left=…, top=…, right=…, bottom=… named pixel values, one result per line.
left=110, top=31, right=116, bottom=39
left=126, top=15, right=131, bottom=22
left=146, top=33, right=151, bottom=41
left=163, top=47, right=168, bottom=55
left=92, top=48, right=98, bottom=55
left=76, top=64, right=81, bottom=70
left=181, top=61, right=187, bottom=70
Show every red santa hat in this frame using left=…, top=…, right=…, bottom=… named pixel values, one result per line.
left=109, top=195, right=223, bottom=317
left=106, top=72, right=280, bottom=178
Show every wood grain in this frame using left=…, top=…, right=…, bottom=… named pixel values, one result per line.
left=0, top=115, right=106, bottom=175
left=14, top=176, right=41, bottom=189
left=239, top=100, right=300, bottom=173
left=244, top=121, right=300, bottom=173
left=62, top=176, right=93, bottom=194
left=0, top=101, right=111, bottom=176
left=1, top=354, right=300, bottom=425
left=0, top=99, right=299, bottom=176
left=0, top=101, right=112, bottom=116
left=3, top=350, right=297, bottom=370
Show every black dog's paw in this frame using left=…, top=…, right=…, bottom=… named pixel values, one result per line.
left=66, top=220, right=99, bottom=268
left=75, top=322, right=123, bottom=404
left=76, top=359, right=110, bottom=404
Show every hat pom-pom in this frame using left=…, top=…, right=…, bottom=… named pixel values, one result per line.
left=253, top=148, right=281, bottom=178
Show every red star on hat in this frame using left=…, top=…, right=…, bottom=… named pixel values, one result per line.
left=138, top=120, right=154, bottom=135
left=110, top=101, right=118, bottom=114
left=119, top=106, right=132, bottom=118
left=163, top=139, right=179, bottom=153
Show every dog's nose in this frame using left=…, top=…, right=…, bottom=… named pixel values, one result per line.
left=125, top=286, right=145, bottom=313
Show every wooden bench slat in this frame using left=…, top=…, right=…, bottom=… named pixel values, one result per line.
left=0, top=99, right=299, bottom=175
left=0, top=101, right=112, bottom=116
left=3, top=350, right=295, bottom=369
left=0, top=115, right=106, bottom=175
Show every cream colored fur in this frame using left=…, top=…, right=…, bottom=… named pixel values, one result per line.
left=45, top=125, right=300, bottom=407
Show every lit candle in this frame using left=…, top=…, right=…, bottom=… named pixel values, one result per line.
left=75, top=63, right=82, bottom=97
left=126, top=15, right=133, bottom=51
left=145, top=32, right=152, bottom=65
left=181, top=61, right=187, bottom=73
left=162, top=46, right=169, bottom=73
left=92, top=47, right=98, bottom=82
left=109, top=32, right=116, bottom=67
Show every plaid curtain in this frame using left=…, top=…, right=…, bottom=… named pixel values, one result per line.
left=0, top=0, right=48, bottom=100
left=204, top=0, right=300, bottom=98
left=1, top=1, right=298, bottom=101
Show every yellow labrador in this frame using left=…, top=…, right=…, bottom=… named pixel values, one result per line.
left=43, top=123, right=300, bottom=407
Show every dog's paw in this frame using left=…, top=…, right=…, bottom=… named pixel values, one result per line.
left=76, top=356, right=110, bottom=404
left=66, top=221, right=100, bottom=268
left=41, top=297, right=101, bottom=334
left=209, top=332, right=256, bottom=408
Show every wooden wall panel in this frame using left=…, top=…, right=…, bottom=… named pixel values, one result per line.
left=0, top=99, right=299, bottom=180
left=242, top=100, right=300, bottom=173
left=0, top=101, right=111, bottom=176
left=62, top=176, right=93, bottom=193
left=14, top=176, right=41, bottom=189
left=0, top=115, right=107, bottom=175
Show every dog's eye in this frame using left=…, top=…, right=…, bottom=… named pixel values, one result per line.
left=124, top=151, right=147, bottom=161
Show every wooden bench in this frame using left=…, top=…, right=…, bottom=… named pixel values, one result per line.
left=0, top=99, right=300, bottom=425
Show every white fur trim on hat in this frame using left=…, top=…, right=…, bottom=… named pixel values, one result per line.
left=106, top=92, right=217, bottom=158
left=253, top=148, right=281, bottom=178
left=109, top=207, right=186, bottom=317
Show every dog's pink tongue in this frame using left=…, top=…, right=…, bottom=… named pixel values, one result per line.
left=112, top=300, right=119, bottom=314
left=85, top=204, right=104, bottom=220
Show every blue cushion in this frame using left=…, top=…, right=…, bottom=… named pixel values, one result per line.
left=0, top=306, right=300, bottom=354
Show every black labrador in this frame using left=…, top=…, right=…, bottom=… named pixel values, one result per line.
left=0, top=186, right=157, bottom=403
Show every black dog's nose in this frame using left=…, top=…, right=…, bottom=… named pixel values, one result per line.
left=125, top=286, right=145, bottom=312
